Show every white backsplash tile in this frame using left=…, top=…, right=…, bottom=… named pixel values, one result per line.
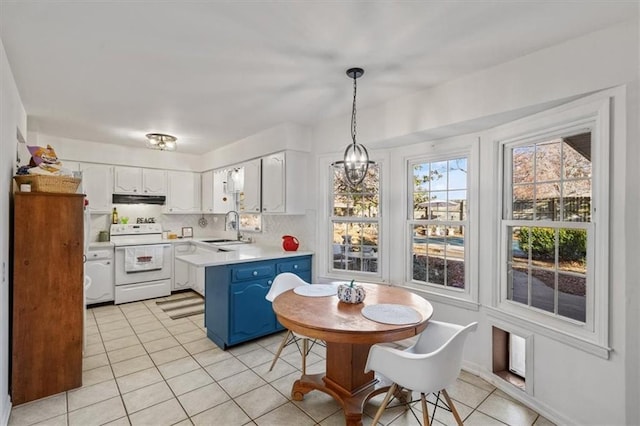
left=88, top=207, right=317, bottom=252
left=258, top=212, right=316, bottom=250
left=161, top=214, right=223, bottom=238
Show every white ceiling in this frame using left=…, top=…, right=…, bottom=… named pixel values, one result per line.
left=0, top=1, right=635, bottom=154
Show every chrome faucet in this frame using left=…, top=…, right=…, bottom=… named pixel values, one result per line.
left=225, top=210, right=242, bottom=241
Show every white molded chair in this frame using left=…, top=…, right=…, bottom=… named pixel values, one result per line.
left=266, top=272, right=319, bottom=374
left=365, top=321, right=478, bottom=426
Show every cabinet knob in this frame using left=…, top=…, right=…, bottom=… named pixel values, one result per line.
left=252, top=271, right=258, bottom=276
left=256, top=208, right=260, bottom=211
left=268, top=280, right=272, bottom=285
left=134, top=189, right=137, bottom=192
left=106, top=261, right=110, bottom=265
left=293, top=264, right=298, bottom=269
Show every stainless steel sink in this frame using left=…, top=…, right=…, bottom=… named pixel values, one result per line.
left=201, top=239, right=248, bottom=246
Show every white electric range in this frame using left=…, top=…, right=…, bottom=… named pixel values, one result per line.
left=110, top=224, right=172, bottom=304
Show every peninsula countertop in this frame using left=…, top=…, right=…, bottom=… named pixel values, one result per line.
left=174, top=242, right=313, bottom=267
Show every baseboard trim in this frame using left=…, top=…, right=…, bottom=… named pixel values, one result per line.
left=0, top=393, right=12, bottom=426
left=461, top=361, right=571, bottom=426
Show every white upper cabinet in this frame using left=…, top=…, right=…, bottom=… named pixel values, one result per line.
left=261, top=151, right=307, bottom=214
left=113, top=167, right=141, bottom=194
left=114, top=167, right=166, bottom=195
left=212, top=168, right=234, bottom=214
left=261, top=152, right=285, bottom=213
left=201, top=170, right=214, bottom=213
left=211, top=151, right=308, bottom=215
left=142, top=169, right=166, bottom=195
left=165, top=171, right=201, bottom=213
left=80, top=163, right=113, bottom=213
left=238, top=159, right=261, bottom=213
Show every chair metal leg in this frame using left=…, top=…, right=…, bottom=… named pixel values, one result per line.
left=371, top=383, right=397, bottom=426
left=421, top=393, right=431, bottom=426
left=302, top=338, right=308, bottom=375
left=269, top=330, right=292, bottom=371
left=442, top=389, right=463, bottom=426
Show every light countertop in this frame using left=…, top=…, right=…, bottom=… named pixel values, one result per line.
left=175, top=243, right=313, bottom=267
left=89, top=236, right=312, bottom=267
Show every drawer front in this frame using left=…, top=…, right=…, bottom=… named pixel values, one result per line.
left=231, top=263, right=275, bottom=282
left=277, top=257, right=311, bottom=274
left=87, top=249, right=113, bottom=260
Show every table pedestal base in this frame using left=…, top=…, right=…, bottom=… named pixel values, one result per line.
left=291, top=373, right=390, bottom=426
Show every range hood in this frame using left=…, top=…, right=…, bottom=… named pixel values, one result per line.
left=112, top=194, right=166, bottom=205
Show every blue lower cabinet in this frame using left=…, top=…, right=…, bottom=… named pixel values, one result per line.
left=230, top=280, right=274, bottom=343
left=205, top=255, right=312, bottom=349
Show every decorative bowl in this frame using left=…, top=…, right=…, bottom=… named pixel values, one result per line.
left=337, top=282, right=366, bottom=304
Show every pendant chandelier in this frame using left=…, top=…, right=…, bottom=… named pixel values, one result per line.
left=332, top=67, right=375, bottom=187
left=145, top=133, right=177, bottom=151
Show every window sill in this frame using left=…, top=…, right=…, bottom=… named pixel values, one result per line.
left=322, top=272, right=385, bottom=284
left=484, top=306, right=611, bottom=359
left=402, top=283, right=480, bottom=311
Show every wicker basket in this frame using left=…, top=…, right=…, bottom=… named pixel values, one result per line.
left=14, top=175, right=81, bottom=194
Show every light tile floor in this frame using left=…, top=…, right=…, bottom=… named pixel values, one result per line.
left=9, top=294, right=555, bottom=426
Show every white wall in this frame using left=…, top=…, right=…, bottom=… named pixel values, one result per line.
left=310, top=20, right=639, bottom=425
left=198, top=122, right=312, bottom=171
left=35, top=122, right=311, bottom=173
left=313, top=20, right=639, bottom=155
left=0, top=38, right=27, bottom=424
left=624, top=13, right=640, bottom=419
left=32, top=134, right=203, bottom=172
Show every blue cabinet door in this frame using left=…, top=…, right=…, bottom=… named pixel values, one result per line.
left=229, top=280, right=275, bottom=345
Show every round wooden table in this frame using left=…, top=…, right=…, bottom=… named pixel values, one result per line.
left=272, top=283, right=433, bottom=426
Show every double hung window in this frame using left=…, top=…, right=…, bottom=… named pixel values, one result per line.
left=503, top=132, right=592, bottom=323
left=408, top=155, right=469, bottom=292
left=496, top=93, right=611, bottom=354
left=330, top=164, right=380, bottom=275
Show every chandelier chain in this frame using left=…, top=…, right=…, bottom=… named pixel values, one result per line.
left=351, top=75, right=357, bottom=144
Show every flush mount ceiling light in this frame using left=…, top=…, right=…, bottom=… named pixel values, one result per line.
left=332, top=67, right=375, bottom=187
left=145, top=133, right=177, bottom=151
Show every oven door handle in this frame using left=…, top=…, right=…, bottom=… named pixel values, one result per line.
left=115, top=244, right=172, bottom=251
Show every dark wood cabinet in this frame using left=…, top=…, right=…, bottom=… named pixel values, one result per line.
left=11, top=192, right=84, bottom=405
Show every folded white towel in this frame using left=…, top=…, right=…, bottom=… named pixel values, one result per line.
left=124, top=245, right=164, bottom=272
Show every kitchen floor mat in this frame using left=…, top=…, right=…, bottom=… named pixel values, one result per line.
left=156, top=292, right=204, bottom=320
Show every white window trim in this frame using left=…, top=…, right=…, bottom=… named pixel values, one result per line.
left=317, top=152, right=389, bottom=283
left=491, top=93, right=612, bottom=356
left=402, top=140, right=480, bottom=309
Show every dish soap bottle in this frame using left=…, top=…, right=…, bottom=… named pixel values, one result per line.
left=112, top=207, right=119, bottom=225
